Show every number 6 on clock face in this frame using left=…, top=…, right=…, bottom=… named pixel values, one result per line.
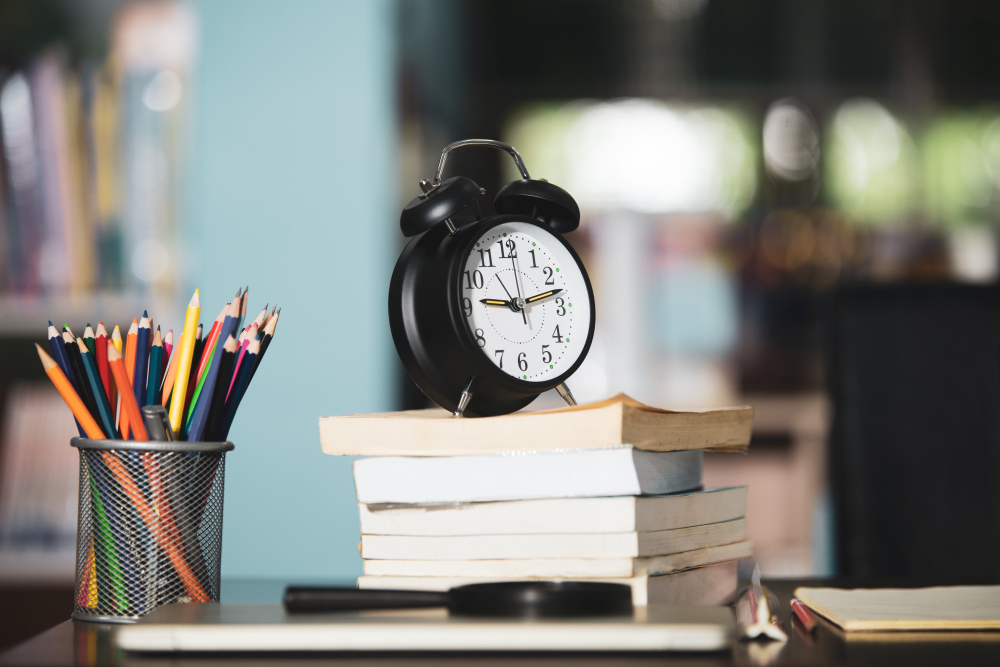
left=461, top=221, right=592, bottom=383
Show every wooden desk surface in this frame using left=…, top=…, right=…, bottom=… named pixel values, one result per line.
left=3, top=579, right=1000, bottom=666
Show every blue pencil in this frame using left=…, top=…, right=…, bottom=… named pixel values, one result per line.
left=76, top=338, right=118, bottom=439
left=133, top=312, right=151, bottom=410
left=218, top=334, right=259, bottom=441
left=186, top=300, right=239, bottom=441
left=49, top=321, right=85, bottom=437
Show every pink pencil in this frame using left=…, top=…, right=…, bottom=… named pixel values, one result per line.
left=226, top=324, right=257, bottom=402
left=163, top=329, right=174, bottom=362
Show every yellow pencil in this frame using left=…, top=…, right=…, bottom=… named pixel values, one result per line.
left=168, top=289, right=201, bottom=436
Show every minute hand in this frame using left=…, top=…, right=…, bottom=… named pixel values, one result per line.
left=524, top=288, right=563, bottom=304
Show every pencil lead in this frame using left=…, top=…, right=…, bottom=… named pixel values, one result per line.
left=143, top=310, right=148, bottom=318
left=48, top=320, right=53, bottom=326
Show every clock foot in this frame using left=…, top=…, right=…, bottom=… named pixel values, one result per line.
left=453, top=376, right=478, bottom=417
left=555, top=382, right=578, bottom=407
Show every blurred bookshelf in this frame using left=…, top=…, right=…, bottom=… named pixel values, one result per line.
left=0, top=1, right=192, bottom=584
left=0, top=292, right=177, bottom=335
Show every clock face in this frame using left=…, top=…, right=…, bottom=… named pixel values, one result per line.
left=460, top=221, right=592, bottom=383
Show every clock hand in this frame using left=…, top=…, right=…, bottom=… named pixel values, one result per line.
left=480, top=298, right=512, bottom=308
left=524, top=288, right=563, bottom=304
left=509, top=252, right=528, bottom=325
left=495, top=276, right=515, bottom=301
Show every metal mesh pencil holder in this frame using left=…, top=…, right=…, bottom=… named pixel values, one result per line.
left=71, top=438, right=234, bottom=623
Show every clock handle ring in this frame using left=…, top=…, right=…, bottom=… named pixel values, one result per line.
left=435, top=139, right=530, bottom=183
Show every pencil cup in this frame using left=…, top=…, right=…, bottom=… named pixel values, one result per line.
left=70, top=438, right=234, bottom=623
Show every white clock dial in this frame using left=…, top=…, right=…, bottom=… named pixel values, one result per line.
left=460, top=221, right=591, bottom=382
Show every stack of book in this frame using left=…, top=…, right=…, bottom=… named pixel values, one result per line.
left=320, top=395, right=754, bottom=606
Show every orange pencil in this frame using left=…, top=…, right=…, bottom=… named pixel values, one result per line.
left=121, top=318, right=138, bottom=438
left=160, top=349, right=180, bottom=407
left=107, top=343, right=148, bottom=441
left=36, top=344, right=105, bottom=439
left=100, top=451, right=206, bottom=601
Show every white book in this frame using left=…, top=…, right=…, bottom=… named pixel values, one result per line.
left=363, top=540, right=753, bottom=578
left=360, top=518, right=746, bottom=560
left=359, top=486, right=747, bottom=536
left=117, top=603, right=737, bottom=653
left=353, top=447, right=702, bottom=504
left=358, top=561, right=740, bottom=607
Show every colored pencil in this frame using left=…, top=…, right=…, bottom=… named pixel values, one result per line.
left=147, top=328, right=164, bottom=407
left=188, top=300, right=239, bottom=441
left=108, top=343, right=148, bottom=442
left=185, top=304, right=227, bottom=426
left=168, top=290, right=201, bottom=437
left=134, top=312, right=151, bottom=410
left=251, top=304, right=268, bottom=330
left=235, top=287, right=248, bottom=332
left=83, top=324, right=96, bottom=356
left=48, top=322, right=85, bottom=437
left=160, top=345, right=180, bottom=407
left=219, top=334, right=259, bottom=440
left=122, top=318, right=138, bottom=439
left=64, top=330, right=100, bottom=423
left=77, top=338, right=118, bottom=439
left=163, top=329, right=174, bottom=362
left=111, top=325, right=123, bottom=353
left=95, top=322, right=110, bottom=402
left=204, top=334, right=237, bottom=442
left=247, top=307, right=279, bottom=385
left=47, top=322, right=75, bottom=383
left=227, top=324, right=256, bottom=402
left=100, top=446, right=207, bottom=602
left=40, top=342, right=122, bottom=607
left=111, top=325, right=122, bottom=428
left=37, top=344, right=105, bottom=438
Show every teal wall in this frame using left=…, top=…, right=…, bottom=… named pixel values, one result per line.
left=188, top=0, right=396, bottom=579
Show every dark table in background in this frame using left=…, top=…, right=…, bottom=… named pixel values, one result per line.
left=3, top=579, right=1000, bottom=666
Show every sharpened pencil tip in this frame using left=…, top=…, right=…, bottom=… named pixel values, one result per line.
left=143, top=310, right=148, bottom=317
left=48, top=320, right=53, bottom=326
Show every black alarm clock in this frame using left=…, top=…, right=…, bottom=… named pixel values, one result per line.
left=388, top=139, right=596, bottom=417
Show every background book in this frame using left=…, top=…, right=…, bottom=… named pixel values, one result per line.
left=0, top=383, right=79, bottom=582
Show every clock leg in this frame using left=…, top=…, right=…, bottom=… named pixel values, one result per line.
left=453, top=376, right=478, bottom=417
left=555, top=383, right=578, bottom=407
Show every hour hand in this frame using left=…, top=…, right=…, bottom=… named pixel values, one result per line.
left=524, top=288, right=563, bottom=304
left=480, top=298, right=512, bottom=308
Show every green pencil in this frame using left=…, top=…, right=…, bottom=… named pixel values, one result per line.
left=83, top=323, right=97, bottom=357
left=147, top=328, right=164, bottom=406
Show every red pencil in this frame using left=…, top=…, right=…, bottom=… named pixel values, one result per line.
left=95, top=322, right=110, bottom=402
left=185, top=302, right=228, bottom=414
